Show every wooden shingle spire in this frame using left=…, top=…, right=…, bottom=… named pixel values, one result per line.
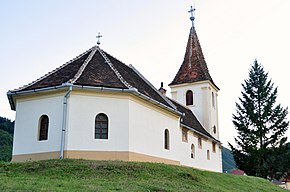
left=169, top=7, right=218, bottom=90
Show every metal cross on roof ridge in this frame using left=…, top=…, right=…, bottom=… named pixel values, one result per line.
left=96, top=32, right=102, bottom=46
left=188, top=5, right=196, bottom=27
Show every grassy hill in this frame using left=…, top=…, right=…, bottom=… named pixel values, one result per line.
left=0, top=159, right=286, bottom=192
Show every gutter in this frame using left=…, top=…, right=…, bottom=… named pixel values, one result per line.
left=60, top=85, right=72, bottom=159
left=8, top=84, right=182, bottom=116
left=7, top=85, right=68, bottom=111
left=72, top=85, right=182, bottom=116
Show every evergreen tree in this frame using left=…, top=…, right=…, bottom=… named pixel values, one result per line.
left=229, top=60, right=289, bottom=179
left=0, top=116, right=14, bottom=162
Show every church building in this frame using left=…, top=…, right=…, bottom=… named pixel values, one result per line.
left=7, top=8, right=222, bottom=172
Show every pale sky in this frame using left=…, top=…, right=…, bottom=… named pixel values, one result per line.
left=1, top=0, right=290, bottom=147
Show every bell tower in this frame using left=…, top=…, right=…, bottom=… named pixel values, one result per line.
left=169, top=7, right=219, bottom=139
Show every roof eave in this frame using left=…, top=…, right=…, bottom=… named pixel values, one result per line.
left=7, top=83, right=73, bottom=111
left=181, top=123, right=220, bottom=143
left=8, top=83, right=181, bottom=116
left=67, top=85, right=182, bottom=116
left=169, top=80, right=220, bottom=91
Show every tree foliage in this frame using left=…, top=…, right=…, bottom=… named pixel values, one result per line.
left=229, top=60, right=290, bottom=180
left=0, top=116, right=14, bottom=162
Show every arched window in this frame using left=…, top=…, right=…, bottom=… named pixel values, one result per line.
left=207, top=150, right=210, bottom=160
left=213, top=125, right=217, bottom=134
left=164, top=129, right=169, bottom=150
left=191, top=144, right=195, bottom=159
left=212, top=92, right=215, bottom=108
left=212, top=142, right=216, bottom=153
left=95, top=113, right=108, bottom=139
left=186, top=90, right=193, bottom=106
left=39, top=115, right=49, bottom=141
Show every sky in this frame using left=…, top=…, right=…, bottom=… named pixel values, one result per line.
left=1, top=0, right=290, bottom=147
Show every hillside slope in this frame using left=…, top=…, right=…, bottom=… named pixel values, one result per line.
left=0, top=159, right=285, bottom=192
left=222, top=147, right=236, bottom=173
left=0, top=116, right=14, bottom=161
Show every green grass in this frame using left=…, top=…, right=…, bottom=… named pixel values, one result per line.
left=0, top=159, right=286, bottom=192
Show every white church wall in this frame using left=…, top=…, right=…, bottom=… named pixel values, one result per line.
left=179, top=129, right=221, bottom=172
left=170, top=82, right=219, bottom=139
left=66, top=92, right=130, bottom=152
left=128, top=97, right=181, bottom=162
left=210, top=91, right=219, bottom=139
left=170, top=82, right=207, bottom=127
left=13, top=94, right=64, bottom=156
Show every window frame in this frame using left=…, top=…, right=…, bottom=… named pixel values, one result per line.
left=182, top=128, right=188, bottom=142
left=38, top=115, right=49, bottom=141
left=164, top=129, right=170, bottom=150
left=212, top=142, right=216, bottom=153
left=198, top=137, right=202, bottom=149
left=207, top=150, right=210, bottom=160
left=186, top=90, right=194, bottom=106
left=212, top=92, right=215, bottom=108
left=191, top=144, right=195, bottom=159
left=213, top=125, right=217, bottom=134
left=95, top=113, right=109, bottom=140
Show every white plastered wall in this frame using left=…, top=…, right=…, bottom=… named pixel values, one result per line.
left=12, top=89, right=221, bottom=172
left=179, top=128, right=222, bottom=172
left=65, top=92, right=129, bottom=152
left=128, top=97, right=180, bottom=162
left=13, top=94, right=64, bottom=155
left=170, top=82, right=219, bottom=140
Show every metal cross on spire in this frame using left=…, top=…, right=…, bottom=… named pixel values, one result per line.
left=188, top=5, right=196, bottom=27
left=96, top=32, right=102, bottom=46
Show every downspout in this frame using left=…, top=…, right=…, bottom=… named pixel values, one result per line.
left=60, top=85, right=72, bottom=159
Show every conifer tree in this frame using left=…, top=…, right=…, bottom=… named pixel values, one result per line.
left=229, top=60, right=289, bottom=179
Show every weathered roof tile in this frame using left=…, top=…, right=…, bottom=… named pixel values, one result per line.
left=169, top=27, right=219, bottom=90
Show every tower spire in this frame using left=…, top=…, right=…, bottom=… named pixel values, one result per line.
left=169, top=8, right=219, bottom=90
left=188, top=5, right=196, bottom=27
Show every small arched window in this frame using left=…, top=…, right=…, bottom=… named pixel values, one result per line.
left=39, top=115, right=49, bottom=141
left=207, top=150, right=210, bottom=160
left=95, top=113, right=108, bottom=139
left=212, top=142, right=216, bottom=153
left=212, top=92, right=215, bottom=108
left=186, top=90, right=193, bottom=106
left=213, top=125, right=217, bottom=134
left=164, top=129, right=170, bottom=150
left=191, top=144, right=195, bottom=159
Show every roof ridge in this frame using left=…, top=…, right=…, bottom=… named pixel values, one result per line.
left=70, top=46, right=97, bottom=83
left=128, top=64, right=177, bottom=110
left=189, top=27, right=193, bottom=68
left=10, top=46, right=96, bottom=92
left=97, top=47, right=133, bottom=89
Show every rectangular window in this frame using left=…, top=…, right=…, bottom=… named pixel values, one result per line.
left=212, top=142, right=216, bottom=153
left=182, top=128, right=188, bottom=142
left=198, top=137, right=202, bottom=149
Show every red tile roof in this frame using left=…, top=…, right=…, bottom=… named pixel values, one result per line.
left=169, top=27, right=219, bottom=90
left=231, top=169, right=245, bottom=175
left=8, top=46, right=175, bottom=111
